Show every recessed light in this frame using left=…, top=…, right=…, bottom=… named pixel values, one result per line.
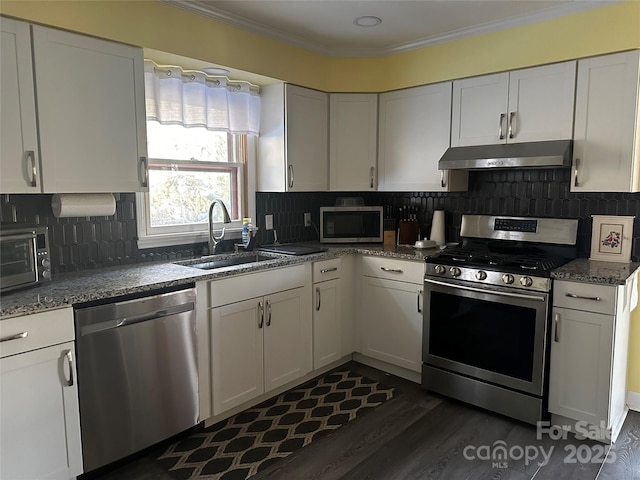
left=354, top=16, right=382, bottom=27
left=202, top=67, right=230, bottom=75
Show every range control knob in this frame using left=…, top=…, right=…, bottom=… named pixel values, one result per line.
left=520, top=276, right=533, bottom=287
left=502, top=274, right=515, bottom=285
left=450, top=267, right=461, bottom=277
left=475, top=270, right=487, bottom=280
left=434, top=265, right=446, bottom=275
left=42, top=258, right=51, bottom=268
left=41, top=270, right=51, bottom=280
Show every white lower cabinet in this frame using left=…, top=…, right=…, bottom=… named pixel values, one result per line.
left=360, top=257, right=424, bottom=373
left=208, top=265, right=312, bottom=416
left=0, top=308, right=82, bottom=480
left=549, top=277, right=635, bottom=442
left=312, top=258, right=343, bottom=369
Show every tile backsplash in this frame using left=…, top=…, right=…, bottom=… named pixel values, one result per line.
left=2, top=168, right=640, bottom=274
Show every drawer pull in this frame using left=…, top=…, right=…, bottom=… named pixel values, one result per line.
left=565, top=293, right=601, bottom=301
left=0, top=331, right=28, bottom=343
left=381, top=267, right=403, bottom=273
left=320, top=267, right=338, bottom=274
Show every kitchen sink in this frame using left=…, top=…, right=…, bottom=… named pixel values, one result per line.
left=185, top=253, right=275, bottom=270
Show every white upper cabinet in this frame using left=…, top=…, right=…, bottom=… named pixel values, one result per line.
left=451, top=61, right=576, bottom=147
left=329, top=94, right=377, bottom=191
left=32, top=25, right=147, bottom=193
left=0, top=17, right=40, bottom=193
left=0, top=19, right=147, bottom=194
left=378, top=82, right=467, bottom=192
left=571, top=50, right=640, bottom=193
left=258, top=84, right=328, bottom=192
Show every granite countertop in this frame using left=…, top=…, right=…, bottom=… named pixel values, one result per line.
left=551, top=258, right=640, bottom=285
left=0, top=243, right=437, bottom=319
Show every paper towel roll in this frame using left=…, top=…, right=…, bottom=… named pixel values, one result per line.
left=430, top=210, right=445, bottom=246
left=51, top=193, right=116, bottom=218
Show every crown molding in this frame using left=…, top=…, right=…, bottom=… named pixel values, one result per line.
left=162, top=0, right=619, bottom=58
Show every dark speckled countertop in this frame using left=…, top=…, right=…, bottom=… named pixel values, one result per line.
left=551, top=258, right=640, bottom=285
left=0, top=244, right=436, bottom=319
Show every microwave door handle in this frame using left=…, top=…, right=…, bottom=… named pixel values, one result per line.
left=424, top=278, right=547, bottom=302
left=2, top=233, right=39, bottom=241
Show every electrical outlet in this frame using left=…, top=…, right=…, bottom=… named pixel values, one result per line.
left=265, top=214, right=274, bottom=230
left=304, top=212, right=311, bottom=227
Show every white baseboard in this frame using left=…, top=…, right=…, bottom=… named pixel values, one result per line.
left=627, top=390, right=640, bottom=412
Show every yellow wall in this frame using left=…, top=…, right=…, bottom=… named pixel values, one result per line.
left=2, top=0, right=640, bottom=393
left=2, top=0, right=639, bottom=92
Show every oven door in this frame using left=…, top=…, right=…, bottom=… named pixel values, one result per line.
left=423, top=276, right=549, bottom=396
left=0, top=233, right=38, bottom=293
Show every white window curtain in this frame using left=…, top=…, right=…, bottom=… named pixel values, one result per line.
left=144, top=60, right=260, bottom=135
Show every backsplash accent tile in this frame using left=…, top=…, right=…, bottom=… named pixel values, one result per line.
left=256, top=169, right=640, bottom=261
left=3, top=168, right=640, bottom=274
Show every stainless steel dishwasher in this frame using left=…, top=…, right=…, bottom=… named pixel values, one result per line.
left=74, top=287, right=198, bottom=473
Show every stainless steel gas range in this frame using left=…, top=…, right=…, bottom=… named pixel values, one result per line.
left=422, top=215, right=578, bottom=425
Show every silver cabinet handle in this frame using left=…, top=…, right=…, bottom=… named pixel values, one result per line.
left=565, top=293, right=601, bottom=301
left=258, top=300, right=264, bottom=328
left=316, top=287, right=321, bottom=311
left=320, top=267, right=337, bottom=274
left=554, top=313, right=561, bottom=342
left=499, top=113, right=506, bottom=140
left=370, top=166, right=374, bottom=189
left=64, top=349, right=74, bottom=386
left=573, top=158, right=580, bottom=187
left=508, top=112, right=516, bottom=139
left=440, top=170, right=445, bottom=188
left=27, top=151, right=37, bottom=187
left=417, top=289, right=423, bottom=313
left=288, top=164, right=294, bottom=189
left=266, top=299, right=272, bottom=327
left=381, top=267, right=403, bottom=273
left=140, top=156, right=149, bottom=188
left=0, top=331, right=28, bottom=343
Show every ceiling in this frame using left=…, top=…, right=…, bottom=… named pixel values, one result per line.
left=162, top=0, right=616, bottom=57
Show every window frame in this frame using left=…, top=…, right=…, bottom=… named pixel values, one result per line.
left=136, top=134, right=256, bottom=250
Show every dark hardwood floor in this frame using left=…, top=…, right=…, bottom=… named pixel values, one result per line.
left=83, top=361, right=640, bottom=480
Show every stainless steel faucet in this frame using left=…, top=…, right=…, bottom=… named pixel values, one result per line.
left=208, top=198, right=232, bottom=254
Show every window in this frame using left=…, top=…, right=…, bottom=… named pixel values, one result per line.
left=137, top=61, right=259, bottom=249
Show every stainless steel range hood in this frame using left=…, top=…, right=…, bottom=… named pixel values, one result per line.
left=438, top=140, right=572, bottom=170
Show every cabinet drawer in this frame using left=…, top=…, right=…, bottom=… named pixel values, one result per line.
left=362, top=256, right=424, bottom=284
left=313, top=258, right=341, bottom=282
left=553, top=281, right=617, bottom=315
left=0, top=307, right=74, bottom=358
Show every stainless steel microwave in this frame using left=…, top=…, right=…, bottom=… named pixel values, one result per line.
left=320, top=206, right=383, bottom=243
left=0, top=225, right=52, bottom=293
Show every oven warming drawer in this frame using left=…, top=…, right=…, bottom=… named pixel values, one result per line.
left=422, top=365, right=546, bottom=425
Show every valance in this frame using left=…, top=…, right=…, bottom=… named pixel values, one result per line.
left=144, top=60, right=260, bottom=135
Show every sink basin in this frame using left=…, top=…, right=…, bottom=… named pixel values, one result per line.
left=187, top=254, right=274, bottom=270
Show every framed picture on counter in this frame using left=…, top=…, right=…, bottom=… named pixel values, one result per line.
left=590, top=215, right=634, bottom=263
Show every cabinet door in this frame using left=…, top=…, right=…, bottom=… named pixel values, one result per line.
left=285, top=85, right=328, bottom=191
left=379, top=82, right=466, bottom=192
left=32, top=25, right=147, bottom=193
left=0, top=18, right=41, bottom=193
left=329, top=94, right=377, bottom=191
left=507, top=62, right=576, bottom=144
left=361, top=277, right=423, bottom=372
left=451, top=73, right=509, bottom=147
left=264, top=287, right=312, bottom=391
left=210, top=298, right=265, bottom=415
left=1, top=342, right=82, bottom=480
left=572, top=50, right=640, bottom=192
left=549, top=307, right=614, bottom=426
left=313, top=278, right=342, bottom=369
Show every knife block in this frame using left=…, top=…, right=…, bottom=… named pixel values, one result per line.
left=398, top=220, right=419, bottom=245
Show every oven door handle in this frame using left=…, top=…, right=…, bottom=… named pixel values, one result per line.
left=424, top=278, right=547, bottom=302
